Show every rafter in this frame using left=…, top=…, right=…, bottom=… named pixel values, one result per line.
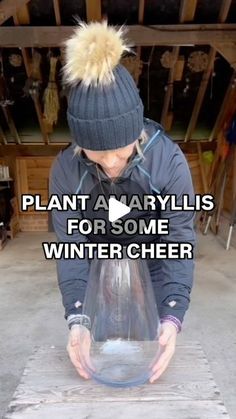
left=161, top=0, right=197, bottom=129
left=218, top=0, right=232, bottom=22
left=85, top=0, right=102, bottom=22
left=138, top=0, right=145, bottom=24
left=0, top=24, right=236, bottom=48
left=184, top=48, right=217, bottom=142
left=184, top=0, right=233, bottom=142
left=2, top=107, right=21, bottom=144
left=197, top=142, right=208, bottom=193
left=179, top=0, right=198, bottom=22
left=0, top=144, right=66, bottom=157
left=0, top=122, right=7, bottom=145
left=13, top=3, right=30, bottom=24
left=136, top=0, right=145, bottom=85
left=53, top=0, right=61, bottom=26
left=160, top=47, right=179, bottom=128
left=213, top=42, right=236, bottom=71
left=0, top=0, right=31, bottom=25
left=13, top=5, right=49, bottom=145
left=209, top=72, right=236, bottom=141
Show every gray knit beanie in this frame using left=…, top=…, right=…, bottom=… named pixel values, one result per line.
left=63, top=21, right=144, bottom=151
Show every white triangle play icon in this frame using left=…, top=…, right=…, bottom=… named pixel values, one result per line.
left=108, top=197, right=131, bottom=222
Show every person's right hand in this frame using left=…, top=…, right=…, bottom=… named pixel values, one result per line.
left=67, top=324, right=93, bottom=379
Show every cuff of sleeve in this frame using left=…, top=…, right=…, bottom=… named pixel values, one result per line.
left=160, top=315, right=182, bottom=333
left=64, top=300, right=83, bottom=320
left=67, top=314, right=91, bottom=330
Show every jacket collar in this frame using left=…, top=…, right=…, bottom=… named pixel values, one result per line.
left=75, top=118, right=163, bottom=180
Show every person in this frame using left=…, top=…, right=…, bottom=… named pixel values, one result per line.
left=50, top=21, right=195, bottom=383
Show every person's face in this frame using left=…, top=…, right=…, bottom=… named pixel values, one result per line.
left=83, top=141, right=136, bottom=177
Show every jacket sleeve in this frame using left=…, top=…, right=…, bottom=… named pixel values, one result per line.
left=151, top=143, right=196, bottom=324
left=49, top=153, right=90, bottom=319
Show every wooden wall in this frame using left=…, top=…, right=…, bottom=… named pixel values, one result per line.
left=16, top=157, right=54, bottom=231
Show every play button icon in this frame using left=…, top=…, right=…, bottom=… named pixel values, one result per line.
left=108, top=197, right=131, bottom=222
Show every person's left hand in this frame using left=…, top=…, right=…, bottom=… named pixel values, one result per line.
left=149, top=322, right=177, bottom=383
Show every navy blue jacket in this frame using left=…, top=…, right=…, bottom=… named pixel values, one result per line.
left=50, top=119, right=196, bottom=323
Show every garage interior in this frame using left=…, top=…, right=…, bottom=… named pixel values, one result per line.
left=0, top=0, right=236, bottom=418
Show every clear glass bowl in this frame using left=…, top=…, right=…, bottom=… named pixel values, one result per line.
left=81, top=258, right=160, bottom=387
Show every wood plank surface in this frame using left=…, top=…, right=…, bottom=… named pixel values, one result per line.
left=5, top=401, right=229, bottom=419
left=4, top=343, right=230, bottom=419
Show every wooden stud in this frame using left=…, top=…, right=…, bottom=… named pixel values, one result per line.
left=20, top=47, right=32, bottom=79
left=165, top=111, right=174, bottom=132
left=53, top=0, right=61, bottom=26
left=184, top=48, right=217, bottom=142
left=136, top=0, right=145, bottom=82
left=85, top=0, right=102, bottom=22
left=16, top=159, right=28, bottom=200
left=213, top=42, right=236, bottom=71
left=13, top=6, right=49, bottom=145
left=0, top=13, right=22, bottom=145
left=212, top=1, right=235, bottom=68
left=0, top=0, right=31, bottom=25
left=197, top=142, right=208, bottom=193
left=161, top=0, right=197, bottom=130
left=209, top=72, right=236, bottom=142
left=13, top=3, right=30, bottom=24
left=138, top=0, right=145, bottom=24
left=218, top=0, right=232, bottom=23
left=0, top=25, right=236, bottom=48
left=174, top=55, right=185, bottom=81
left=0, top=123, right=7, bottom=145
left=179, top=0, right=198, bottom=22
left=161, top=47, right=179, bottom=128
left=185, top=0, right=232, bottom=142
left=0, top=144, right=66, bottom=157
left=2, top=107, right=21, bottom=144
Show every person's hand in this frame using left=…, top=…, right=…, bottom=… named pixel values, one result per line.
left=67, top=324, right=94, bottom=379
left=149, top=322, right=177, bottom=383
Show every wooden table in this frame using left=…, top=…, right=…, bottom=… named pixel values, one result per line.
left=4, top=342, right=230, bottom=419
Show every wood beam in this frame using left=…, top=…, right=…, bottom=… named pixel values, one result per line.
left=218, top=0, right=232, bottom=23
left=161, top=47, right=179, bottom=128
left=13, top=5, right=49, bottom=145
left=161, top=0, right=197, bottom=129
left=213, top=42, right=236, bottom=70
left=138, top=0, right=145, bottom=24
left=0, top=139, right=216, bottom=154
left=85, top=0, right=102, bottom=22
left=0, top=24, right=236, bottom=48
left=0, top=123, right=7, bottom=145
left=13, top=3, right=30, bottom=24
left=0, top=144, right=67, bottom=157
left=184, top=48, right=217, bottom=142
left=53, top=0, right=61, bottom=26
left=0, top=0, right=31, bottom=25
left=179, top=0, right=198, bottom=22
left=136, top=0, right=145, bottom=81
left=185, top=0, right=232, bottom=142
left=197, top=142, right=208, bottom=193
left=2, top=107, right=21, bottom=144
left=209, top=72, right=236, bottom=141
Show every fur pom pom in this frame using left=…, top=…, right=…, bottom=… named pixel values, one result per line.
left=63, top=20, right=131, bottom=87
